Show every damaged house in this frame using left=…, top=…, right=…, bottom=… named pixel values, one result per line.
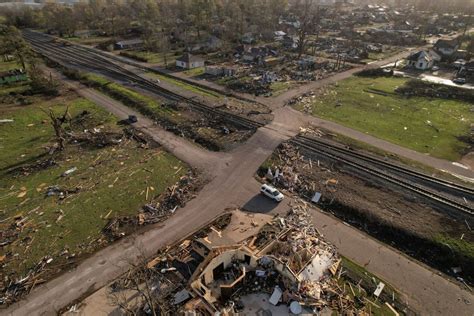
left=176, top=53, right=205, bottom=69
left=406, top=50, right=441, bottom=70
left=434, top=39, right=460, bottom=58
left=186, top=206, right=342, bottom=315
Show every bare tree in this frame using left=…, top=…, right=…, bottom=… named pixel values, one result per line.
left=291, top=0, right=321, bottom=58
left=108, top=253, right=173, bottom=316
left=42, top=106, right=70, bottom=152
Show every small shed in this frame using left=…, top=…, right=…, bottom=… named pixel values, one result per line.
left=176, top=53, right=205, bottom=69
left=0, top=69, right=27, bottom=85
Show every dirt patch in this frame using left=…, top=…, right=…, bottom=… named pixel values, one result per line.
left=259, top=142, right=474, bottom=284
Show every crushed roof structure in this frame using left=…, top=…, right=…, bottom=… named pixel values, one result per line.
left=434, top=39, right=459, bottom=49
left=105, top=207, right=403, bottom=315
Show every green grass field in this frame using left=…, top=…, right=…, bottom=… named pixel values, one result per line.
left=295, top=76, right=473, bottom=161
left=146, top=72, right=223, bottom=99
left=182, top=66, right=205, bottom=77
left=0, top=60, right=21, bottom=72
left=0, top=94, right=187, bottom=278
left=68, top=35, right=113, bottom=46
left=82, top=73, right=185, bottom=123
left=125, top=50, right=177, bottom=66
left=327, top=132, right=473, bottom=186
left=270, top=81, right=297, bottom=96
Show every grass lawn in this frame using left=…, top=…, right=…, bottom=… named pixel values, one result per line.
left=182, top=67, right=205, bottom=77
left=270, top=81, right=296, bottom=96
left=125, top=50, right=177, bottom=65
left=0, top=60, right=21, bottom=72
left=82, top=73, right=184, bottom=124
left=147, top=72, right=223, bottom=99
left=327, top=131, right=474, bottom=186
left=68, top=36, right=113, bottom=46
left=295, top=76, right=474, bottom=161
left=0, top=94, right=187, bottom=279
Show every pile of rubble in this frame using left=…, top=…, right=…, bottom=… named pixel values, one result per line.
left=263, top=142, right=323, bottom=200
left=1, top=255, right=59, bottom=305
left=8, top=158, right=57, bottom=178
left=70, top=130, right=124, bottom=148
left=97, top=205, right=403, bottom=315
left=103, top=171, right=200, bottom=240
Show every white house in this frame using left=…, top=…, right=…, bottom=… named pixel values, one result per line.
left=175, top=53, right=205, bottom=69
left=406, top=50, right=440, bottom=70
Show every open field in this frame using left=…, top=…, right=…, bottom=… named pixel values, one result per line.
left=146, top=71, right=223, bottom=99
left=0, top=60, right=21, bottom=72
left=182, top=66, right=205, bottom=77
left=0, top=88, right=188, bottom=302
left=67, top=36, right=113, bottom=47
left=82, top=73, right=184, bottom=123
left=121, top=50, right=177, bottom=66
left=294, top=76, right=474, bottom=161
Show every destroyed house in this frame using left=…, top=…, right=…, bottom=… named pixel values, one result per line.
left=114, top=38, right=144, bottom=50
left=242, top=47, right=269, bottom=63
left=0, top=69, right=27, bottom=85
left=176, top=53, right=205, bottom=69
left=459, top=61, right=474, bottom=79
left=189, top=224, right=338, bottom=313
left=204, top=65, right=236, bottom=77
left=282, top=35, right=298, bottom=49
left=434, top=39, right=459, bottom=57
left=406, top=50, right=440, bottom=70
left=241, top=33, right=256, bottom=45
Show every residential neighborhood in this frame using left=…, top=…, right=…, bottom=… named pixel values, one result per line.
left=0, top=0, right=473, bottom=315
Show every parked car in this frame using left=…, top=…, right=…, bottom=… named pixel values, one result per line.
left=452, top=77, right=466, bottom=85
left=260, top=184, right=284, bottom=202
left=128, top=115, right=138, bottom=123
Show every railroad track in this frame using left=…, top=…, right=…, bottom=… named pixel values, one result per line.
left=22, top=30, right=263, bottom=131
left=291, top=135, right=474, bottom=218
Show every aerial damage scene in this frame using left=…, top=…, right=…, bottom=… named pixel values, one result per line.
left=0, top=0, right=473, bottom=315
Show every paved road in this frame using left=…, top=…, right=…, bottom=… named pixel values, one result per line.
left=6, top=51, right=474, bottom=314
left=308, top=208, right=474, bottom=315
